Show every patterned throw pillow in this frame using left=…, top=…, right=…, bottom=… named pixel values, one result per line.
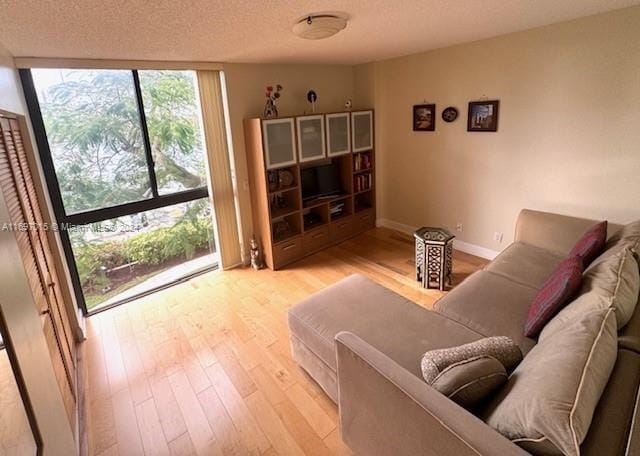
left=569, top=221, right=608, bottom=267
left=524, top=256, right=583, bottom=337
left=421, top=336, right=522, bottom=384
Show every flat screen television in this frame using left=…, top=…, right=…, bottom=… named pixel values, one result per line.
left=301, top=163, right=342, bottom=201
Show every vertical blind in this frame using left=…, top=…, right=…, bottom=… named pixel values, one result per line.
left=197, top=70, right=242, bottom=268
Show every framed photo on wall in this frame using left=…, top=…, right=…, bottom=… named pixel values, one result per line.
left=413, top=104, right=436, bottom=131
left=467, top=100, right=499, bottom=132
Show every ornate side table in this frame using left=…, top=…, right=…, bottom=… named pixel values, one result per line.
left=414, top=227, right=454, bottom=291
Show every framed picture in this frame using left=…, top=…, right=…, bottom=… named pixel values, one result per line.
left=413, top=104, right=436, bottom=131
left=467, top=100, right=499, bottom=132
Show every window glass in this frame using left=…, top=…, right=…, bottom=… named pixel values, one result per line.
left=69, top=198, right=216, bottom=311
left=31, top=69, right=151, bottom=214
left=138, top=70, right=208, bottom=194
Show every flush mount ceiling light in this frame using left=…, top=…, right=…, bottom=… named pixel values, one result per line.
left=292, top=13, right=348, bottom=40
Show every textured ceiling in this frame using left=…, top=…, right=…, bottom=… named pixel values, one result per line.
left=0, top=0, right=638, bottom=65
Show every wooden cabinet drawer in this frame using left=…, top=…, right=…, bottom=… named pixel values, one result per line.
left=330, top=216, right=354, bottom=243
left=273, top=237, right=303, bottom=268
left=353, top=208, right=375, bottom=232
left=303, top=226, right=330, bottom=253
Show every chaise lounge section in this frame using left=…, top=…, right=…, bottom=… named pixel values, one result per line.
left=288, top=209, right=640, bottom=455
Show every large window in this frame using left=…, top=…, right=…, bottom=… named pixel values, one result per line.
left=22, top=68, right=217, bottom=314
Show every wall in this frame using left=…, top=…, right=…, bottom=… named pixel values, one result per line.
left=0, top=43, right=77, bottom=455
left=0, top=45, right=27, bottom=114
left=357, top=6, right=640, bottom=256
left=222, top=63, right=356, bottom=258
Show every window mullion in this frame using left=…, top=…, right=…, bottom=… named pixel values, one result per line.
left=132, top=70, right=159, bottom=198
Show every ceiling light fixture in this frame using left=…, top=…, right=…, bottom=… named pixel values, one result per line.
left=292, top=13, right=348, bottom=40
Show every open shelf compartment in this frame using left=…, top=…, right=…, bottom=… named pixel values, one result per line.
left=272, top=212, right=302, bottom=244
left=270, top=187, right=300, bottom=219
left=354, top=189, right=374, bottom=213
left=330, top=197, right=353, bottom=221
left=303, top=205, right=329, bottom=232
left=267, top=165, right=298, bottom=194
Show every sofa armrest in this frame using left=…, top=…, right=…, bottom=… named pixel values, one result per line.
left=335, top=331, right=527, bottom=456
left=514, top=209, right=601, bottom=255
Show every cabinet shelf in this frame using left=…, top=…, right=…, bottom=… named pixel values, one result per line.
left=268, top=185, right=298, bottom=196
left=330, top=212, right=351, bottom=222
left=353, top=167, right=373, bottom=175
left=303, top=220, right=328, bottom=232
left=303, top=193, right=349, bottom=209
left=270, top=208, right=300, bottom=219
left=354, top=188, right=374, bottom=196
left=273, top=233, right=301, bottom=245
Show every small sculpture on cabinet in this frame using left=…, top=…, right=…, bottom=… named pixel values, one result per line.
left=250, top=235, right=264, bottom=270
left=307, top=90, right=318, bottom=113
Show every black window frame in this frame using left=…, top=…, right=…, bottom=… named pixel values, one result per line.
left=20, top=68, right=215, bottom=315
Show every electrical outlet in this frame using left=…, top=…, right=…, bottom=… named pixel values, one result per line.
left=455, top=222, right=463, bottom=232
left=493, top=231, right=503, bottom=243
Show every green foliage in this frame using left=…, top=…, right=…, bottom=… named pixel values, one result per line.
left=125, top=216, right=212, bottom=266
left=36, top=69, right=205, bottom=213
left=75, top=213, right=213, bottom=293
left=74, top=240, right=127, bottom=291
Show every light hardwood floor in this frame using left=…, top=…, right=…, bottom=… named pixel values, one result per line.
left=82, top=227, right=487, bottom=456
left=0, top=349, right=37, bottom=456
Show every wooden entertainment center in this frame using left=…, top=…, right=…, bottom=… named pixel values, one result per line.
left=244, top=110, right=375, bottom=269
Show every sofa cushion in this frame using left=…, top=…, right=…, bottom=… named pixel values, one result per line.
left=569, top=221, right=608, bottom=267
left=430, top=356, right=508, bottom=409
left=421, top=336, right=522, bottom=383
left=606, top=219, right=640, bottom=248
left=580, top=348, right=640, bottom=455
left=541, top=248, right=640, bottom=337
left=523, top=256, right=583, bottom=337
left=288, top=274, right=483, bottom=379
left=581, top=247, right=640, bottom=329
left=433, top=271, right=538, bottom=353
left=483, top=307, right=617, bottom=456
left=486, top=242, right=564, bottom=289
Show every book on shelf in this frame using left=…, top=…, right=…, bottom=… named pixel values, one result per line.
left=354, top=153, right=372, bottom=172
left=354, top=173, right=373, bottom=192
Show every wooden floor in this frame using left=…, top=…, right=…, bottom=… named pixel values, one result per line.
left=82, top=227, right=487, bottom=456
left=0, top=348, right=37, bottom=456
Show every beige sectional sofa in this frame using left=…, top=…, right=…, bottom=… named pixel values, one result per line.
left=288, top=209, right=640, bottom=455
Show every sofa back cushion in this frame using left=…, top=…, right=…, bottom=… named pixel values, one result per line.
left=606, top=219, right=640, bottom=248
left=483, top=307, right=617, bottom=456
left=514, top=209, right=604, bottom=256
left=582, top=247, right=639, bottom=329
left=539, top=247, right=639, bottom=336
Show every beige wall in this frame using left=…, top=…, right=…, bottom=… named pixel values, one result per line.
left=222, top=63, right=355, bottom=259
left=357, top=6, right=640, bottom=255
left=0, top=45, right=27, bottom=114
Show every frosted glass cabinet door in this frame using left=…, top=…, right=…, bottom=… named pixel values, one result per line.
left=351, top=110, right=374, bottom=152
left=296, top=115, right=326, bottom=163
left=263, top=118, right=297, bottom=169
left=326, top=113, right=351, bottom=157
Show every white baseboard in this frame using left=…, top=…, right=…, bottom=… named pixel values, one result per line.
left=376, top=218, right=500, bottom=260
left=453, top=239, right=500, bottom=261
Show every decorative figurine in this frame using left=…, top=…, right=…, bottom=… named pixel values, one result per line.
left=250, top=235, right=263, bottom=270
left=307, top=90, right=318, bottom=113
left=264, top=84, right=283, bottom=118
left=345, top=99, right=353, bottom=111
